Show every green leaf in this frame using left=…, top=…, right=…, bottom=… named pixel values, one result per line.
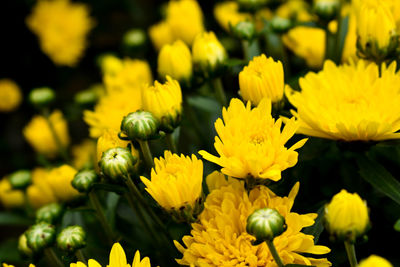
left=303, top=205, right=325, bottom=243
left=187, top=96, right=220, bottom=113
left=357, top=155, right=400, bottom=205
left=106, top=192, right=120, bottom=228
left=394, top=219, right=400, bottom=232
left=92, top=183, right=127, bottom=195
left=0, top=211, right=33, bottom=226
left=224, top=58, right=246, bottom=68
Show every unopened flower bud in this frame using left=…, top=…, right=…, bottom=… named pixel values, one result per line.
left=18, top=233, right=33, bottom=257
left=123, top=28, right=147, bottom=49
left=9, top=170, right=31, bottom=190
left=246, top=208, right=286, bottom=244
left=72, top=170, right=98, bottom=193
left=314, top=0, right=340, bottom=21
left=36, top=203, right=64, bottom=224
left=74, top=84, right=103, bottom=106
left=232, top=21, right=256, bottom=40
left=26, top=222, right=55, bottom=252
left=28, top=87, right=55, bottom=108
left=270, top=16, right=292, bottom=34
left=120, top=111, right=159, bottom=141
left=99, top=147, right=137, bottom=181
left=57, top=225, right=86, bottom=253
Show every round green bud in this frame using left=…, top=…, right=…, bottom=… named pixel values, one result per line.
left=18, top=233, right=33, bottom=257
left=232, top=21, right=256, bottom=41
left=72, top=170, right=98, bottom=193
left=29, top=87, right=55, bottom=108
left=36, top=203, right=64, bottom=224
left=9, top=170, right=31, bottom=190
left=120, top=111, right=160, bottom=141
left=99, top=147, right=137, bottom=181
left=270, top=16, right=292, bottom=34
left=123, top=28, right=147, bottom=48
left=74, top=84, right=103, bottom=106
left=26, top=222, right=56, bottom=252
left=57, top=225, right=86, bottom=253
left=314, top=0, right=340, bottom=22
left=246, top=208, right=286, bottom=243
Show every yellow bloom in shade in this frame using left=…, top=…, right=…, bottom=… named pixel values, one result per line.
left=282, top=26, right=324, bottom=69
left=46, top=165, right=80, bottom=202
left=285, top=60, right=400, bottom=141
left=0, top=178, right=24, bottom=209
left=174, top=178, right=331, bottom=266
left=142, top=76, right=182, bottom=132
left=325, top=189, right=369, bottom=241
left=158, top=40, right=192, bottom=84
left=359, top=255, right=393, bottom=267
left=0, top=79, right=22, bottom=112
left=166, top=0, right=204, bottom=45
left=239, top=54, right=284, bottom=105
left=199, top=98, right=307, bottom=182
left=27, top=168, right=57, bottom=209
left=3, top=264, right=35, bottom=267
left=214, top=1, right=251, bottom=32
left=99, top=54, right=123, bottom=76
left=70, top=243, right=152, bottom=267
left=149, top=21, right=175, bottom=51
left=23, top=110, right=70, bottom=158
left=26, top=0, right=94, bottom=66
left=140, top=151, right=203, bottom=210
left=72, top=139, right=96, bottom=170
left=276, top=0, right=314, bottom=22
left=192, top=31, right=227, bottom=73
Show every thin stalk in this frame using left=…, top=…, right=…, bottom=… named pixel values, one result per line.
left=265, top=240, right=285, bottom=267
left=42, top=109, right=69, bottom=162
left=344, top=241, right=358, bottom=267
left=44, top=247, right=64, bottom=267
left=324, top=28, right=335, bottom=61
left=165, top=133, right=177, bottom=153
left=242, top=40, right=251, bottom=61
left=333, top=8, right=344, bottom=64
left=211, top=78, right=227, bottom=107
left=88, top=191, right=114, bottom=245
left=75, top=249, right=86, bottom=263
left=138, top=140, right=154, bottom=169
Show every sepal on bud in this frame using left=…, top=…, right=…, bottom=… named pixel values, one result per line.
left=169, top=196, right=204, bottom=223
left=270, top=16, right=292, bottom=34
left=231, top=21, right=256, bottom=41
left=72, top=170, right=99, bottom=193
left=25, top=222, right=56, bottom=253
left=36, top=203, right=64, bottom=224
left=120, top=111, right=160, bottom=141
left=246, top=208, right=286, bottom=244
left=9, top=170, right=31, bottom=190
left=57, top=225, right=86, bottom=253
left=29, top=87, right=55, bottom=108
left=314, top=0, right=340, bottom=22
left=99, top=147, right=137, bottom=181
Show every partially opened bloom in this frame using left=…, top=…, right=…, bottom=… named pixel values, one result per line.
left=174, top=177, right=331, bottom=266
left=359, top=255, right=393, bottom=267
left=214, top=1, right=251, bottom=32
left=276, top=0, right=314, bottom=23
left=70, top=242, right=152, bottom=267
left=149, top=21, right=175, bottom=51
left=26, top=0, right=94, bottom=66
left=199, top=98, right=307, bottom=182
left=285, top=60, right=400, bottom=141
left=0, top=79, right=22, bottom=112
left=23, top=110, right=70, bottom=158
left=239, top=54, right=284, bottom=105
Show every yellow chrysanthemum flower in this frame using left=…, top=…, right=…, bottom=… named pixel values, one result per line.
left=72, top=139, right=96, bottom=170
left=192, top=31, right=227, bottom=73
left=142, top=76, right=182, bottom=131
left=199, top=98, right=307, bottom=182
left=99, top=54, right=124, bottom=76
left=359, top=255, right=393, bottom=267
left=23, top=110, right=70, bottom=158
left=27, top=168, right=57, bottom=209
left=0, top=178, right=25, bottom=209
left=0, top=79, right=22, bottom=112
left=70, top=243, right=152, bottom=267
left=2, top=264, right=35, bottom=267
left=46, top=165, right=80, bottom=202
left=166, top=0, right=204, bottom=45
left=214, top=1, right=252, bottom=32
left=285, top=60, right=400, bottom=141
left=140, top=151, right=203, bottom=210
left=239, top=54, right=284, bottom=105
left=174, top=175, right=331, bottom=266
left=276, top=0, right=314, bottom=22
left=26, top=0, right=94, bottom=66
left=325, top=189, right=369, bottom=241
left=149, top=21, right=175, bottom=51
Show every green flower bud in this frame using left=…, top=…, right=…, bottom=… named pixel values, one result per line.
left=232, top=21, right=256, bottom=41
left=36, top=203, right=64, bottom=224
left=270, top=16, right=292, bottom=34
left=72, top=170, right=98, bottom=193
left=120, top=111, right=159, bottom=141
left=74, top=84, right=103, bottom=106
left=18, top=233, right=33, bottom=257
left=123, top=28, right=147, bottom=49
left=9, top=170, right=31, bottom=190
left=169, top=196, right=204, bottom=223
left=314, top=0, right=340, bottom=22
left=99, top=147, right=137, bottom=181
left=26, top=222, right=55, bottom=252
left=29, top=87, right=55, bottom=108
left=246, top=208, right=286, bottom=244
left=57, top=225, right=86, bottom=253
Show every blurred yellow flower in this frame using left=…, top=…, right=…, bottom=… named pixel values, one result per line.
left=26, top=0, right=94, bottom=66
left=192, top=31, right=227, bottom=73
left=174, top=179, right=331, bottom=266
left=276, top=0, right=314, bottom=22
left=157, top=40, right=192, bottom=84
left=285, top=60, right=400, bottom=141
left=70, top=243, right=152, bottom=267
left=99, top=54, right=123, bottom=76
left=214, top=1, right=251, bottom=32
left=0, top=79, right=22, bottom=112
left=166, top=0, right=204, bottom=45
left=359, top=255, right=393, bottom=267
left=46, top=165, right=79, bottom=202
left=239, top=54, right=284, bottom=105
left=72, top=139, right=96, bottom=170
left=200, top=98, right=307, bottom=182
left=141, top=151, right=203, bottom=211
left=142, top=76, right=182, bottom=132
left=23, top=110, right=70, bottom=158
left=325, top=189, right=369, bottom=241
left=27, top=168, right=57, bottom=209
left=0, top=178, right=25, bottom=209
left=149, top=21, right=175, bottom=51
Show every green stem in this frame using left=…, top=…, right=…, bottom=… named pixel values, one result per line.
left=75, top=249, right=86, bottom=263
left=277, top=34, right=291, bottom=77
left=42, top=109, right=69, bottom=162
left=265, top=240, right=284, bottom=267
left=334, top=8, right=344, bottom=64
left=344, top=241, right=358, bottom=267
left=88, top=191, right=114, bottom=245
left=324, top=27, right=335, bottom=61
left=44, top=247, right=64, bottom=267
left=212, top=78, right=227, bottom=107
left=165, top=133, right=177, bottom=153
left=138, top=140, right=154, bottom=169
left=242, top=40, right=251, bottom=61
